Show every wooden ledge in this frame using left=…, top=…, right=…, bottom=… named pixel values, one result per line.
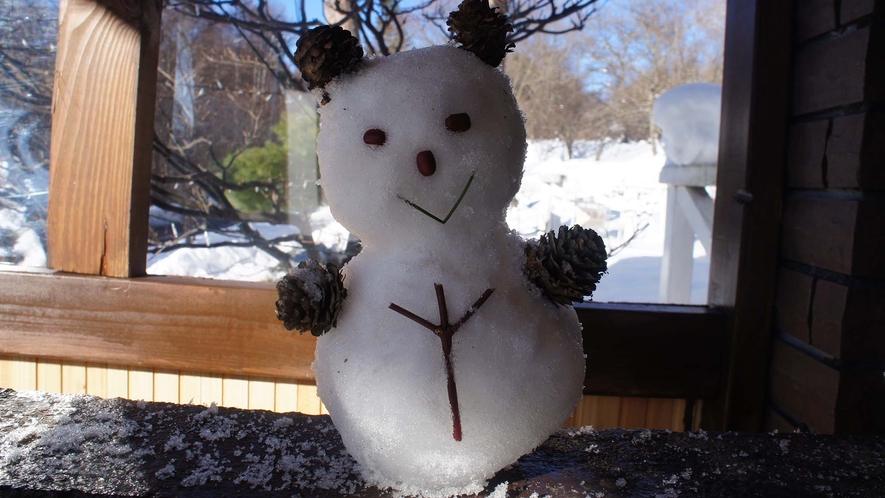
left=0, top=270, right=726, bottom=398
left=1, top=389, right=883, bottom=497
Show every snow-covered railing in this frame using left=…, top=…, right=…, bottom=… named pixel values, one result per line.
left=2, top=389, right=883, bottom=497
left=653, top=84, right=721, bottom=304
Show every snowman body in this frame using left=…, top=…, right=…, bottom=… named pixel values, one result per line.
left=310, top=45, right=585, bottom=494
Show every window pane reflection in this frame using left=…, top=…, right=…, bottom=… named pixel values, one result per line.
left=148, top=7, right=358, bottom=281
left=0, top=0, right=57, bottom=268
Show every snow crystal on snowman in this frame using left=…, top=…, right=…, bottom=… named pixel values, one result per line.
left=275, top=0, right=607, bottom=495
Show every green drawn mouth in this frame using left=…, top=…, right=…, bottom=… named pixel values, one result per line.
left=398, top=172, right=476, bottom=225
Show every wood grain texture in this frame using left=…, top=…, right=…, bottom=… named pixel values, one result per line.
left=619, top=397, right=649, bottom=428
left=703, top=0, right=793, bottom=432
left=0, top=271, right=318, bottom=381
left=201, top=374, right=223, bottom=406
left=128, top=368, right=153, bottom=400
left=578, top=303, right=726, bottom=398
left=62, top=362, right=87, bottom=393
left=4, top=354, right=687, bottom=429
left=153, top=369, right=179, bottom=403
left=37, top=359, right=63, bottom=393
left=297, top=384, right=322, bottom=415
left=179, top=373, right=202, bottom=405
left=222, top=377, right=249, bottom=408
left=248, top=378, right=276, bottom=411
left=0, top=271, right=725, bottom=399
left=86, top=363, right=108, bottom=397
left=106, top=365, right=129, bottom=398
left=47, top=0, right=160, bottom=277
left=275, top=381, right=298, bottom=413
left=0, top=356, right=37, bottom=391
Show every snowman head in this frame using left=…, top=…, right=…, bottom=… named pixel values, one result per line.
left=295, top=0, right=526, bottom=249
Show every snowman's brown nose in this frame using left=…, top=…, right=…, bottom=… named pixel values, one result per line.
left=417, top=150, right=436, bottom=177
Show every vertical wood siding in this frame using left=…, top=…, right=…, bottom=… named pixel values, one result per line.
left=1, top=355, right=687, bottom=428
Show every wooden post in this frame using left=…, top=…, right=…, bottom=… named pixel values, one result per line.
left=702, top=0, right=793, bottom=432
left=47, top=0, right=161, bottom=278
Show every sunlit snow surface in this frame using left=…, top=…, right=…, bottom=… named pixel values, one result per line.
left=652, top=83, right=722, bottom=167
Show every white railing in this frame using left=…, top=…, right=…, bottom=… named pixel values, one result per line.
left=658, top=164, right=716, bottom=303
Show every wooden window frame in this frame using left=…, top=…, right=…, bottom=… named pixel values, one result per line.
left=0, top=0, right=791, bottom=431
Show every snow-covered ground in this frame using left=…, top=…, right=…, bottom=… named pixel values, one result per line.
left=2, top=140, right=710, bottom=304
left=509, top=140, right=709, bottom=304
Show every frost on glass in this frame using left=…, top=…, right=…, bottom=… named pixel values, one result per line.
left=148, top=7, right=357, bottom=282
left=0, top=0, right=57, bottom=268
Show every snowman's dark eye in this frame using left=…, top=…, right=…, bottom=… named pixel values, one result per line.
left=363, top=129, right=386, bottom=146
left=445, top=113, right=471, bottom=133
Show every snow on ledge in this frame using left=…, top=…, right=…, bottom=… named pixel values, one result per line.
left=1, top=389, right=882, bottom=497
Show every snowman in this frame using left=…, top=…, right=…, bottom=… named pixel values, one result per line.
left=275, top=0, right=607, bottom=494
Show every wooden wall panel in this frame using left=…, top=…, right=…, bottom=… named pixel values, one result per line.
left=37, top=360, right=62, bottom=392
left=154, top=370, right=180, bottom=403
left=248, top=378, right=276, bottom=411
left=0, top=356, right=37, bottom=391
left=61, top=362, right=87, bottom=394
left=47, top=0, right=160, bottom=277
left=275, top=381, right=299, bottom=413
left=128, top=368, right=154, bottom=400
left=86, top=363, right=108, bottom=397
left=107, top=365, right=129, bottom=398
left=1, top=356, right=692, bottom=430
left=222, top=377, right=249, bottom=409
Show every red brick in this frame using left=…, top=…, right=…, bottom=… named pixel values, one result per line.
left=853, top=201, right=885, bottom=276
left=812, top=278, right=885, bottom=361
left=769, top=341, right=839, bottom=433
left=793, top=27, right=870, bottom=115
left=841, top=0, right=880, bottom=23
left=787, top=120, right=828, bottom=188
left=826, top=114, right=864, bottom=187
left=795, top=0, right=837, bottom=42
left=781, top=197, right=857, bottom=274
left=860, top=111, right=885, bottom=188
left=835, top=371, right=885, bottom=433
left=828, top=111, right=885, bottom=189
left=841, top=286, right=885, bottom=361
left=774, top=268, right=813, bottom=342
left=811, top=279, right=850, bottom=358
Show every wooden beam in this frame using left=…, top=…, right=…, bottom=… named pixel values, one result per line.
left=47, top=0, right=160, bottom=278
left=0, top=269, right=317, bottom=381
left=703, top=0, right=793, bottom=431
left=578, top=303, right=726, bottom=399
left=0, top=270, right=727, bottom=398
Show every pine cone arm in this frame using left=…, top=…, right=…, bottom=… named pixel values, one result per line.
left=275, top=259, right=348, bottom=336
left=524, top=225, right=608, bottom=306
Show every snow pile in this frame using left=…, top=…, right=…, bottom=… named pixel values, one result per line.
left=653, top=83, right=722, bottom=166
left=310, top=45, right=585, bottom=495
left=0, top=207, right=45, bottom=267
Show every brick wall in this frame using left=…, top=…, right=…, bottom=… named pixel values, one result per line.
left=766, top=0, right=884, bottom=434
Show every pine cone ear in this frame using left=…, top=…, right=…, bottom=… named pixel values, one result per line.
left=294, top=25, right=364, bottom=105
left=446, top=0, right=514, bottom=68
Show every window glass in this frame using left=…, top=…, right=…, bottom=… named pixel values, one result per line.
left=505, top=0, right=725, bottom=305
left=148, top=5, right=357, bottom=281
left=148, top=0, right=725, bottom=303
left=0, top=0, right=57, bottom=268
